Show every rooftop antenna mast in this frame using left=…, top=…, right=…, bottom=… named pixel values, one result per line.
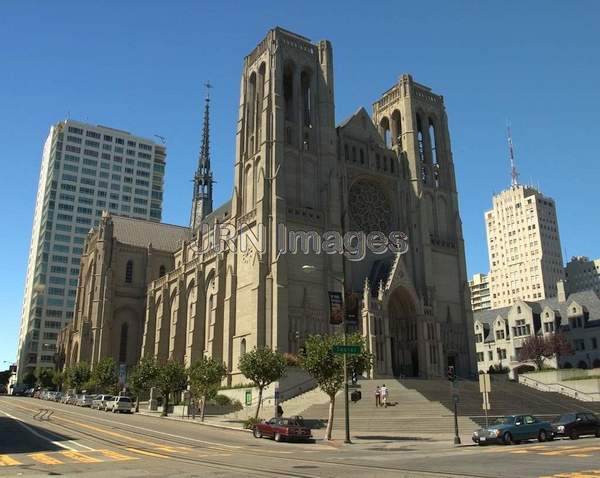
left=507, top=122, right=519, bottom=187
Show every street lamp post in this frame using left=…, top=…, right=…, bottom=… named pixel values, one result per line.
left=301, top=265, right=351, bottom=444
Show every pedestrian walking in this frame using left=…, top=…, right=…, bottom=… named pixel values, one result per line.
left=381, top=384, right=388, bottom=408
left=276, top=404, right=284, bottom=418
left=375, top=386, right=381, bottom=407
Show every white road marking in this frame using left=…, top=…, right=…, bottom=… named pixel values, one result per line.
left=0, top=409, right=77, bottom=451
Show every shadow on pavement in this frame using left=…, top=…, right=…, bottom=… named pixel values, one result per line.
left=0, top=416, right=75, bottom=454
left=354, top=435, right=434, bottom=442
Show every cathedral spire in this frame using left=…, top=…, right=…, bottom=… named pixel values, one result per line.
left=190, top=82, right=214, bottom=230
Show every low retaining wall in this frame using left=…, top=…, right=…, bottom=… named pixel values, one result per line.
left=519, top=368, right=600, bottom=401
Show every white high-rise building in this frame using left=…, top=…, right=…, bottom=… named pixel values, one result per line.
left=16, top=120, right=166, bottom=380
left=486, top=185, right=564, bottom=309
left=469, top=272, right=491, bottom=312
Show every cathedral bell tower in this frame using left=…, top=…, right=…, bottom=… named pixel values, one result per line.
left=230, top=28, right=342, bottom=356
left=190, top=85, right=213, bottom=231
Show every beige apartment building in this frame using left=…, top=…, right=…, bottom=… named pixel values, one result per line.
left=486, top=185, right=564, bottom=309
left=566, top=256, right=600, bottom=296
left=469, top=273, right=491, bottom=312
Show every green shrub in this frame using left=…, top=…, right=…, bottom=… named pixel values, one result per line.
left=243, top=416, right=263, bottom=429
left=214, top=394, right=232, bottom=406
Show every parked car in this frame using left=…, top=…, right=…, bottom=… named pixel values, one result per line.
left=472, top=415, right=553, bottom=445
left=76, top=394, right=95, bottom=407
left=253, top=417, right=312, bottom=442
left=552, top=412, right=600, bottom=440
left=106, top=396, right=133, bottom=413
left=92, top=395, right=113, bottom=410
left=68, top=394, right=80, bottom=405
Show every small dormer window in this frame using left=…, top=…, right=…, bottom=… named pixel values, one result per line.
left=517, top=306, right=521, bottom=314
left=572, top=307, right=577, bottom=313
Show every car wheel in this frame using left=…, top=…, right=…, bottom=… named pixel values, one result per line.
left=253, top=428, right=262, bottom=439
left=502, top=432, right=513, bottom=445
left=538, top=430, right=548, bottom=442
left=274, top=432, right=282, bottom=442
left=570, top=430, right=579, bottom=440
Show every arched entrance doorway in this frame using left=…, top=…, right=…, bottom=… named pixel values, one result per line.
left=388, top=287, right=419, bottom=377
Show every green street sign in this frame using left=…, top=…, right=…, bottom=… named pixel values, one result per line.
left=332, top=345, right=361, bottom=355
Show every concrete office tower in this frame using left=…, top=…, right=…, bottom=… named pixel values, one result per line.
left=566, top=256, right=600, bottom=296
left=16, top=120, right=166, bottom=380
left=469, top=273, right=491, bottom=312
left=486, top=185, right=564, bottom=309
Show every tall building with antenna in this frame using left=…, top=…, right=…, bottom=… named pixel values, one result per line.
left=485, top=128, right=565, bottom=308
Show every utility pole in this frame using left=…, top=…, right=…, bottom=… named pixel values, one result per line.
left=448, top=365, right=461, bottom=445
left=343, top=326, right=351, bottom=444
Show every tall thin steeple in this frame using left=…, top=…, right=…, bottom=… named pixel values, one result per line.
left=190, top=82, right=213, bottom=230
left=507, top=123, right=519, bottom=187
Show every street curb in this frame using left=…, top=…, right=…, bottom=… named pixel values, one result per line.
left=137, top=411, right=252, bottom=434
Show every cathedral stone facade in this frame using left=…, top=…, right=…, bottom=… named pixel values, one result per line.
left=61, top=27, right=475, bottom=384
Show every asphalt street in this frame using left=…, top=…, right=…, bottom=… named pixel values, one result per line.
left=1, top=396, right=600, bottom=477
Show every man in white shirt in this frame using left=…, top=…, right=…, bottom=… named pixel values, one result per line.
left=380, top=384, right=389, bottom=408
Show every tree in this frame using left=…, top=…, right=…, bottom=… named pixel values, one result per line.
left=239, top=347, right=286, bottom=420
left=37, top=368, right=55, bottom=389
left=66, top=363, right=91, bottom=393
left=23, top=371, right=37, bottom=388
left=300, top=333, right=373, bottom=440
left=90, top=357, right=119, bottom=394
left=155, top=360, right=188, bottom=417
left=52, top=370, right=65, bottom=392
left=128, top=357, right=159, bottom=412
left=188, top=356, right=227, bottom=421
left=547, top=333, right=573, bottom=367
left=519, top=335, right=549, bottom=370
left=0, top=370, right=11, bottom=388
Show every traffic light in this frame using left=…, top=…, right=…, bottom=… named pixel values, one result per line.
left=350, top=391, right=362, bottom=402
left=447, top=365, right=456, bottom=382
left=351, top=369, right=358, bottom=385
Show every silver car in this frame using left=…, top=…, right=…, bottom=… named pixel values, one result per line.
left=92, top=394, right=113, bottom=410
left=107, top=396, right=133, bottom=413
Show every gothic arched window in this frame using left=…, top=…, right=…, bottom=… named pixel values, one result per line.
left=429, top=119, right=438, bottom=165
left=125, top=260, right=133, bottom=283
left=240, top=338, right=246, bottom=357
left=283, top=63, right=295, bottom=122
left=159, top=265, right=166, bottom=278
left=300, top=70, right=312, bottom=127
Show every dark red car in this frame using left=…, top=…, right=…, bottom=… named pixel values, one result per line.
left=253, top=417, right=312, bottom=442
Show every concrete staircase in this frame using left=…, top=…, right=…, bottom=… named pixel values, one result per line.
left=298, top=379, right=479, bottom=436
left=401, top=375, right=600, bottom=426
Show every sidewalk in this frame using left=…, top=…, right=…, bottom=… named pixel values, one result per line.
left=136, top=408, right=475, bottom=450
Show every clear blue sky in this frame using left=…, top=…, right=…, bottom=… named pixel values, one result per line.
left=1, top=1, right=599, bottom=366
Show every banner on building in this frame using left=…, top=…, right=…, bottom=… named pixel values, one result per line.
left=328, top=291, right=344, bottom=325
left=344, top=292, right=360, bottom=326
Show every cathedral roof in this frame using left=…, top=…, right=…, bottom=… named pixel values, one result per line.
left=111, top=215, right=191, bottom=252
left=202, top=199, right=232, bottom=226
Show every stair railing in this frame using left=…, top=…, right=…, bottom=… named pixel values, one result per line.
left=519, top=374, right=600, bottom=402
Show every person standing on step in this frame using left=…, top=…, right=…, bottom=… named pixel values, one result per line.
left=381, top=384, right=388, bottom=408
left=375, top=385, right=381, bottom=407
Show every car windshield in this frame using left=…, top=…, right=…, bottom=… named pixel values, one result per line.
left=492, top=416, right=515, bottom=425
left=118, top=397, right=131, bottom=402
left=557, top=414, right=576, bottom=423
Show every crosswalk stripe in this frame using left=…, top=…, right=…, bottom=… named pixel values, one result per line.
left=0, top=455, right=21, bottom=466
left=60, top=450, right=102, bottom=463
left=29, top=453, right=63, bottom=465
left=98, top=449, right=137, bottom=461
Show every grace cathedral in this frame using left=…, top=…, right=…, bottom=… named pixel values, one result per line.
left=59, top=27, right=475, bottom=385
